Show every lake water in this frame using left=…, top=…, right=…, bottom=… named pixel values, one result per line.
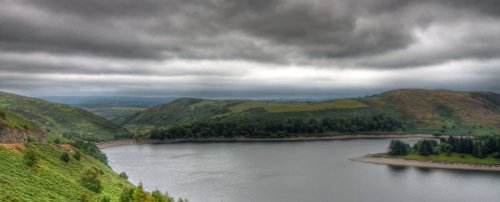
left=103, top=139, right=500, bottom=202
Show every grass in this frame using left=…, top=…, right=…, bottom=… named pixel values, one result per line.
left=0, top=92, right=130, bottom=141
left=370, top=152, right=500, bottom=166
left=0, top=110, right=40, bottom=130
left=264, top=99, right=368, bottom=112
left=0, top=143, right=132, bottom=201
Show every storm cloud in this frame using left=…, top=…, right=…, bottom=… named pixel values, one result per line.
left=0, top=0, right=499, bottom=97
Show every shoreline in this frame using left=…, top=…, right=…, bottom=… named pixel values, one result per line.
left=97, top=134, right=435, bottom=149
left=351, top=156, right=500, bottom=172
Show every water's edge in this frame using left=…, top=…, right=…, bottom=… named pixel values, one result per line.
left=351, top=156, right=500, bottom=172
left=97, top=134, right=435, bottom=149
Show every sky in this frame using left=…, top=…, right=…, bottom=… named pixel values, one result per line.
left=0, top=0, right=499, bottom=99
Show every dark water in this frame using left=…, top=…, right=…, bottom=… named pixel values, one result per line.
left=103, top=139, right=500, bottom=202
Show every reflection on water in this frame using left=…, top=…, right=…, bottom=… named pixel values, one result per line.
left=104, top=139, right=500, bottom=202
left=388, top=165, right=409, bottom=172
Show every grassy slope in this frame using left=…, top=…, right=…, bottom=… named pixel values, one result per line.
left=0, top=110, right=40, bottom=131
left=123, top=89, right=500, bottom=136
left=0, top=92, right=130, bottom=141
left=122, top=97, right=375, bottom=133
left=368, top=89, right=500, bottom=135
left=0, top=143, right=132, bottom=201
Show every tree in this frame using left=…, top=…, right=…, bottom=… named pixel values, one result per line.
left=119, top=187, right=134, bottom=202
left=80, top=168, right=102, bottom=193
left=133, top=183, right=153, bottom=202
left=151, top=190, right=174, bottom=202
left=60, top=152, right=70, bottom=163
left=119, top=172, right=129, bottom=179
left=388, top=140, right=409, bottom=156
left=472, top=141, right=485, bottom=158
left=416, top=139, right=436, bottom=156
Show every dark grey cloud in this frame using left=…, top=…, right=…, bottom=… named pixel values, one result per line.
left=0, top=0, right=500, bottom=97
left=1, top=0, right=499, bottom=65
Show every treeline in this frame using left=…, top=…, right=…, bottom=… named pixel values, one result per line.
left=388, top=136, right=500, bottom=158
left=147, top=114, right=404, bottom=140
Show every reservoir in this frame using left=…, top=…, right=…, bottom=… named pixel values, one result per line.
left=103, top=138, right=500, bottom=202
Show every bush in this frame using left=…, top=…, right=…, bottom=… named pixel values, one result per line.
left=493, top=152, right=500, bottom=159
left=27, top=135, right=38, bottom=143
left=24, top=149, right=38, bottom=167
left=60, top=152, right=70, bottom=163
left=79, top=193, right=89, bottom=202
left=119, top=172, right=128, bottom=179
left=74, top=151, right=81, bottom=160
left=100, top=196, right=111, bottom=202
left=53, top=138, right=61, bottom=144
left=80, top=168, right=102, bottom=193
left=119, top=187, right=134, bottom=202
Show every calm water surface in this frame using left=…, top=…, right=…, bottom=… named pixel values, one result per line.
left=103, top=139, right=500, bottom=202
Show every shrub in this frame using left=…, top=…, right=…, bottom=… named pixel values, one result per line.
left=60, top=152, right=70, bottom=163
left=80, top=168, right=102, bottom=193
left=74, top=151, right=81, bottom=160
left=100, top=196, right=111, bottom=202
left=24, top=149, right=38, bottom=167
left=119, top=172, right=128, bottom=179
left=119, top=187, right=134, bottom=202
left=79, top=193, right=89, bottom=202
left=53, top=138, right=61, bottom=144
left=493, top=152, right=500, bottom=159
left=27, top=135, right=38, bottom=143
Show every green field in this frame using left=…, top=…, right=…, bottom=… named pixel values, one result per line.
left=264, top=99, right=368, bottom=112
left=0, top=143, right=132, bottom=201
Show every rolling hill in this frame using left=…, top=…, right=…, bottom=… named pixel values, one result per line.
left=40, top=96, right=178, bottom=124
left=123, top=89, right=500, bottom=136
left=0, top=92, right=130, bottom=141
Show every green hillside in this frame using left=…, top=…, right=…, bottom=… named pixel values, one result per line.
left=122, top=97, right=377, bottom=133
left=0, top=92, right=130, bottom=141
left=0, top=143, right=131, bottom=201
left=0, top=110, right=45, bottom=143
left=0, top=110, right=41, bottom=132
left=123, top=89, right=500, bottom=136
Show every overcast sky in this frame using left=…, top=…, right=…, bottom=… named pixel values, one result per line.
left=1, top=0, right=499, bottom=98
